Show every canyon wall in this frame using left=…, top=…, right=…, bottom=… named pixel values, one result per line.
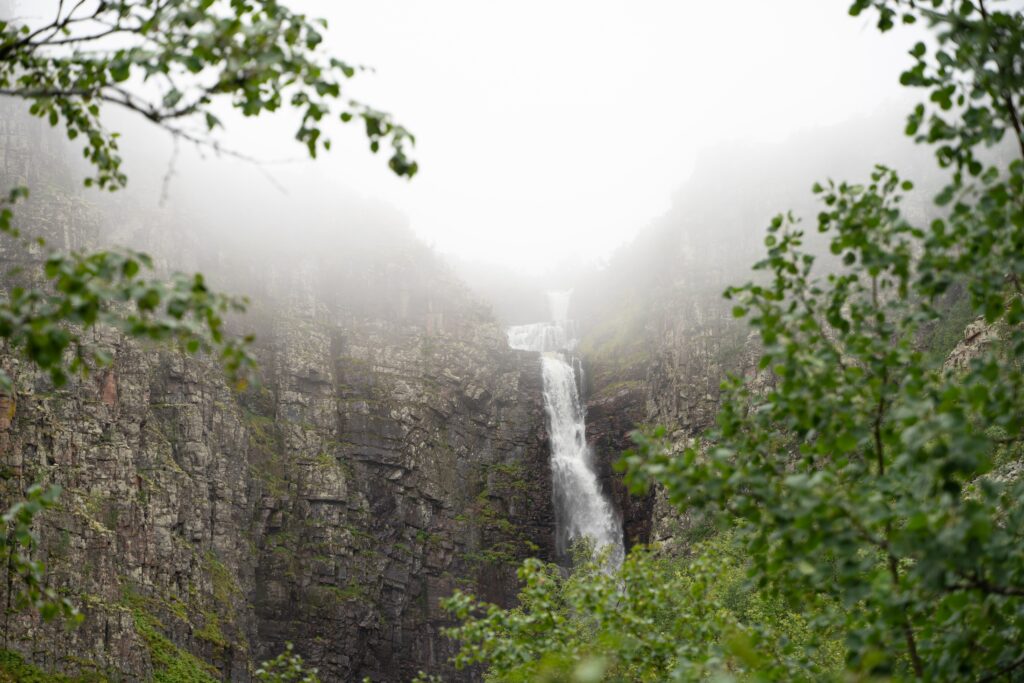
left=0, top=107, right=554, bottom=682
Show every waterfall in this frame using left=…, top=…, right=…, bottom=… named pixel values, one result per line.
left=507, top=292, right=624, bottom=567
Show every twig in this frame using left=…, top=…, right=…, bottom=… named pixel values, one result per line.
left=977, top=0, right=1024, bottom=162
left=978, top=652, right=1024, bottom=683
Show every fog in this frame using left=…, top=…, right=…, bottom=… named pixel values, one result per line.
left=32, top=0, right=925, bottom=280
left=6, top=0, right=944, bottom=331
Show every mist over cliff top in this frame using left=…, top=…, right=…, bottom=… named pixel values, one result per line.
left=16, top=0, right=923, bottom=282
left=4, top=0, right=943, bottom=331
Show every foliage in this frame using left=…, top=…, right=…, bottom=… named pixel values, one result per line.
left=408, top=673, right=444, bottom=683
left=0, top=649, right=104, bottom=682
left=0, top=483, right=80, bottom=622
left=0, top=192, right=253, bottom=391
left=255, top=643, right=320, bottom=683
left=131, top=590, right=316, bottom=683
left=129, top=599, right=219, bottom=683
left=0, top=0, right=416, bottom=630
left=442, top=537, right=844, bottom=682
left=0, top=0, right=418, bottom=187
left=621, top=1, right=1024, bottom=680
left=849, top=0, right=1024, bottom=180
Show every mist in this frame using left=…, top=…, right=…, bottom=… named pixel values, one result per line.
left=25, top=0, right=927, bottom=286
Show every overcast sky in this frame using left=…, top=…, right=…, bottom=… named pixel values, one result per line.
left=119, top=1, right=921, bottom=275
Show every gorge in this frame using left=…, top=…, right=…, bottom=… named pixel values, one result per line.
left=1, top=38, right=1010, bottom=679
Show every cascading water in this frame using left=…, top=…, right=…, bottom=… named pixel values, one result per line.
left=507, top=292, right=624, bottom=567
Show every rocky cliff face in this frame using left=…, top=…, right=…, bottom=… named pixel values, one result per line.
left=0, top=106, right=553, bottom=681
left=2, top=300, right=552, bottom=682
left=572, top=112, right=950, bottom=554
left=577, top=287, right=752, bottom=552
left=242, top=270, right=554, bottom=681
left=583, top=381, right=649, bottom=551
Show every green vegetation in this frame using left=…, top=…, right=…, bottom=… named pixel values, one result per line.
left=485, top=462, right=532, bottom=495
left=444, top=536, right=844, bottom=682
left=0, top=484, right=80, bottom=621
left=917, top=285, right=975, bottom=362
left=313, top=452, right=336, bottom=469
left=0, top=1, right=416, bottom=193
left=122, top=580, right=252, bottom=680
left=0, top=650, right=104, bottom=683
left=448, top=1, right=1024, bottom=681
left=194, top=611, right=229, bottom=650
left=622, top=1, right=1024, bottom=680
left=416, top=529, right=445, bottom=549
left=205, top=551, right=242, bottom=611
left=255, top=643, right=320, bottom=683
left=4, top=0, right=1024, bottom=679
left=460, top=463, right=539, bottom=569
left=322, top=581, right=367, bottom=604
left=129, top=600, right=219, bottom=683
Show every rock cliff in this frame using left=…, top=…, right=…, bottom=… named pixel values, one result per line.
left=573, top=113, right=952, bottom=554
left=0, top=106, right=553, bottom=681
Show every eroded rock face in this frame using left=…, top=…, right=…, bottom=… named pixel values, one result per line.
left=244, top=273, right=553, bottom=681
left=583, top=377, right=650, bottom=551
left=577, top=289, right=755, bottom=551
left=574, top=240, right=771, bottom=555
left=1, top=260, right=552, bottom=682
left=944, top=317, right=995, bottom=371
left=1, top=332, right=261, bottom=681
left=0, top=106, right=553, bottom=682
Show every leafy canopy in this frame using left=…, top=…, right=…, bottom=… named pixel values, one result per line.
left=255, top=643, right=320, bottom=683
left=0, top=484, right=79, bottom=623
left=443, top=537, right=844, bottom=682
left=0, top=0, right=418, bottom=188
left=621, top=0, right=1024, bottom=680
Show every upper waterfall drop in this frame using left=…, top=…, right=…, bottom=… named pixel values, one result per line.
left=507, top=291, right=624, bottom=567
left=506, top=291, right=577, bottom=355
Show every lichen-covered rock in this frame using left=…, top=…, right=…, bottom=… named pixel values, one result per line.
left=943, top=317, right=996, bottom=371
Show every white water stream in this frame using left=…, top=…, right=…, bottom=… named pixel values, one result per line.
left=507, top=292, right=624, bottom=567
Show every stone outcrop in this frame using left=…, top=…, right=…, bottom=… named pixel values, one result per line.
left=943, top=317, right=996, bottom=371
left=572, top=114, right=952, bottom=556
left=242, top=273, right=553, bottom=681
left=0, top=105, right=553, bottom=681
left=0, top=245, right=553, bottom=682
left=576, top=283, right=754, bottom=552
left=581, top=371, right=649, bottom=551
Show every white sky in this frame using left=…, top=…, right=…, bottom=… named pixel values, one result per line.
left=124, top=1, right=922, bottom=274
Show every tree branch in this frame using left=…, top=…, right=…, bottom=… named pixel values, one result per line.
left=0, top=0, right=94, bottom=60
left=950, top=572, right=1024, bottom=597
left=978, top=652, right=1024, bottom=683
left=978, top=0, right=1024, bottom=162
